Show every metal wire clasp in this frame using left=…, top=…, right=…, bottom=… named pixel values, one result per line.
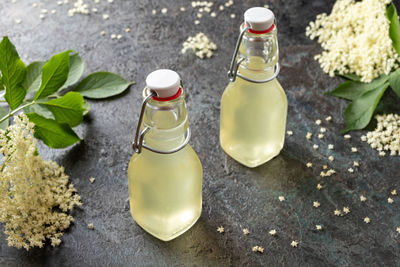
left=132, top=91, right=191, bottom=154
left=227, top=25, right=280, bottom=84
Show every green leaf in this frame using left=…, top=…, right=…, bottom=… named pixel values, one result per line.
left=0, top=106, right=9, bottom=130
left=26, top=113, right=81, bottom=148
left=34, top=50, right=71, bottom=100
left=387, top=3, right=400, bottom=56
left=0, top=76, right=4, bottom=91
left=0, top=37, right=26, bottom=110
left=339, top=73, right=361, bottom=82
left=327, top=74, right=389, bottom=101
left=342, top=82, right=389, bottom=133
left=389, top=68, right=400, bottom=98
left=74, top=72, right=134, bottom=99
left=24, top=103, right=54, bottom=119
left=40, top=92, right=84, bottom=127
left=83, top=99, right=90, bottom=116
left=22, top=61, right=45, bottom=93
left=334, top=71, right=362, bottom=82
left=60, top=53, right=84, bottom=90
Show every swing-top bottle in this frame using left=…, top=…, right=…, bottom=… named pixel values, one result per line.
left=220, top=7, right=288, bottom=168
left=128, top=69, right=203, bottom=241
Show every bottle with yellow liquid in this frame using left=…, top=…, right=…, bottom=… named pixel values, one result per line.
left=220, top=7, right=288, bottom=168
left=128, top=69, right=203, bottom=241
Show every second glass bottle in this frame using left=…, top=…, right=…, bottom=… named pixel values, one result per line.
left=220, top=7, right=288, bottom=168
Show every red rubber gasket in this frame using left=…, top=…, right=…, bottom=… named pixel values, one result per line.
left=246, top=24, right=275, bottom=34
left=152, top=87, right=182, bottom=101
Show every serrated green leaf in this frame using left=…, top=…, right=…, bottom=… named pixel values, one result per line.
left=387, top=3, right=400, bottom=56
left=342, top=83, right=389, bottom=133
left=327, top=74, right=389, bottom=101
left=60, top=53, right=84, bottom=90
left=34, top=50, right=71, bottom=100
left=23, top=61, right=45, bottom=93
left=26, top=113, right=81, bottom=148
left=74, top=72, right=134, bottom=99
left=22, top=61, right=46, bottom=93
left=0, top=37, right=26, bottom=110
left=24, top=103, right=54, bottom=119
left=0, top=106, right=9, bottom=130
left=40, top=92, right=84, bottom=127
left=389, top=68, right=400, bottom=98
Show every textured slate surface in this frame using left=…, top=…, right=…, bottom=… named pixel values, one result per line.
left=1, top=0, right=400, bottom=266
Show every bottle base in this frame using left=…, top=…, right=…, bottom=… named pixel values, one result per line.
left=221, top=142, right=283, bottom=168
left=131, top=209, right=201, bottom=241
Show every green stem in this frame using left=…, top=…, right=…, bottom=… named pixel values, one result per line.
left=0, top=101, right=36, bottom=124
left=48, top=93, right=60, bottom=99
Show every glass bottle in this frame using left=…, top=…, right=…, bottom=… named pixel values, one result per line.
left=128, top=69, right=203, bottom=241
left=220, top=7, right=288, bottom=168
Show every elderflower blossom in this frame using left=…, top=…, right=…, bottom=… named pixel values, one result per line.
left=306, top=0, right=399, bottom=82
left=181, top=32, right=217, bottom=59
left=363, top=113, right=400, bottom=155
left=0, top=114, right=82, bottom=250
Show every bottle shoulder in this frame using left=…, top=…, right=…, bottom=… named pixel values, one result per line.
left=129, top=145, right=202, bottom=169
left=223, top=78, right=286, bottom=97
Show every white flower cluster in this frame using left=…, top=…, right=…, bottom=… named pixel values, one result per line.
left=181, top=32, right=217, bottom=59
left=305, top=0, right=399, bottom=82
left=0, top=114, right=82, bottom=250
left=68, top=0, right=90, bottom=16
left=362, top=113, right=400, bottom=156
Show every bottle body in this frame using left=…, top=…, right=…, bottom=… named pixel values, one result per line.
left=220, top=69, right=287, bottom=167
left=128, top=145, right=202, bottom=241
left=128, top=88, right=203, bottom=241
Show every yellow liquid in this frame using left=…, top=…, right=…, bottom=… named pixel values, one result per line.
left=220, top=64, right=288, bottom=168
left=128, top=97, right=202, bottom=241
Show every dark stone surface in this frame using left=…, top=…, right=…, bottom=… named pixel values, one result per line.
left=1, top=0, right=400, bottom=266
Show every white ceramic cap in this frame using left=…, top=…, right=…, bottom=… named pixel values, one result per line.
left=145, top=69, right=181, bottom=98
left=244, top=7, right=275, bottom=31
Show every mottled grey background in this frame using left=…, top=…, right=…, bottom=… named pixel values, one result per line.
left=0, top=0, right=400, bottom=266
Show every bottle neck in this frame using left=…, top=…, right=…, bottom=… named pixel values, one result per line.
left=142, top=89, right=189, bottom=152
left=238, top=23, right=279, bottom=78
